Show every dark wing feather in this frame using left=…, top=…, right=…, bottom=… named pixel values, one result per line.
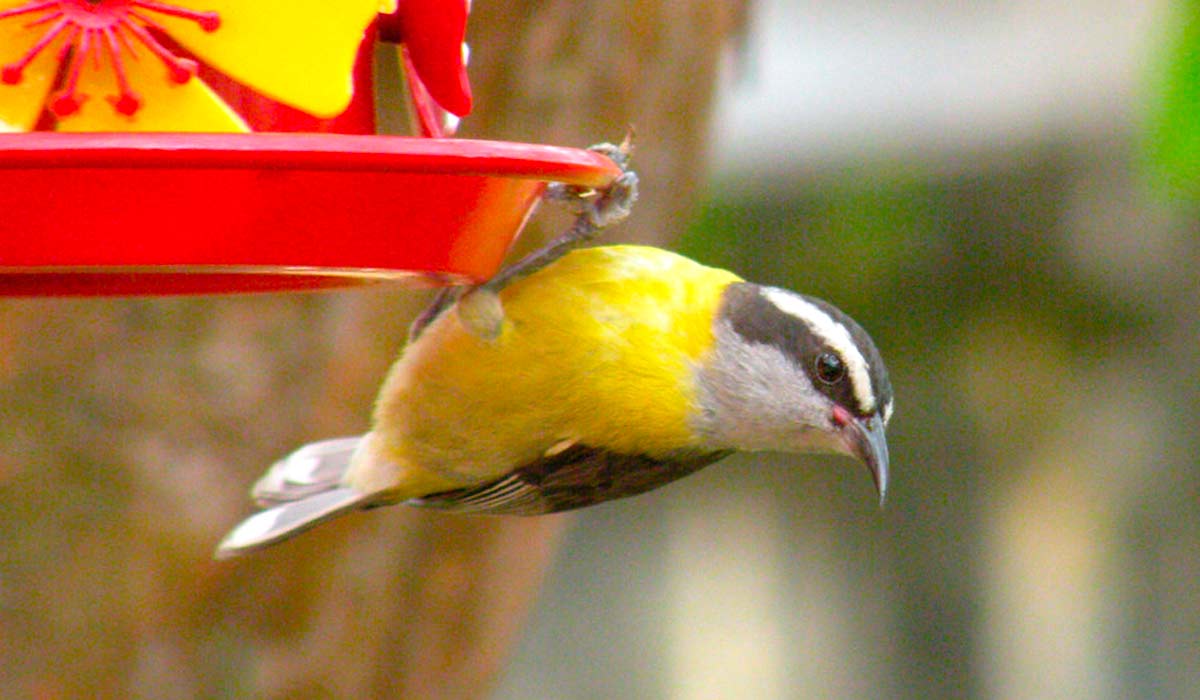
left=411, top=444, right=732, bottom=515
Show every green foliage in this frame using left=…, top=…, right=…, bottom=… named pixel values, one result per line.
left=1143, top=0, right=1200, bottom=201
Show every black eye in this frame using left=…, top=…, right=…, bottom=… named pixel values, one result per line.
left=815, top=352, right=845, bottom=384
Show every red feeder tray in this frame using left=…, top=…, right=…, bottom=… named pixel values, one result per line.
left=0, top=133, right=621, bottom=296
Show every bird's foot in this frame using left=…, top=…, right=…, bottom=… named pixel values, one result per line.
left=413, top=134, right=639, bottom=343
left=478, top=135, right=639, bottom=293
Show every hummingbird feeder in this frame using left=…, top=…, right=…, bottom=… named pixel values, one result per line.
left=0, top=0, right=621, bottom=295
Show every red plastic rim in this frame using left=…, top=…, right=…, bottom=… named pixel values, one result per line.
left=0, top=133, right=621, bottom=296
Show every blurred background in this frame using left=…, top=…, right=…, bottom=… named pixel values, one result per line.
left=2, top=0, right=1198, bottom=698
left=497, top=0, right=1200, bottom=698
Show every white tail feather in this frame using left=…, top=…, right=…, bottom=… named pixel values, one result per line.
left=252, top=436, right=363, bottom=505
left=217, top=436, right=372, bottom=558
left=215, top=487, right=370, bottom=558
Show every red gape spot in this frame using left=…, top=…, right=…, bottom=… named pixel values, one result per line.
left=832, top=404, right=854, bottom=428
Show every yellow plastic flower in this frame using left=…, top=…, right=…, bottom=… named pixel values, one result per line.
left=0, top=0, right=396, bottom=132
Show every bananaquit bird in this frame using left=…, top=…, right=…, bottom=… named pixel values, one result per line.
left=216, top=152, right=893, bottom=558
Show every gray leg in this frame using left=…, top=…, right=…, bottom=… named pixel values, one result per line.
left=454, top=138, right=640, bottom=340
left=479, top=167, right=638, bottom=296
left=407, top=286, right=459, bottom=344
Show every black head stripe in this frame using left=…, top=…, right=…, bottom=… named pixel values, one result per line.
left=720, top=282, right=892, bottom=417
left=797, top=294, right=893, bottom=415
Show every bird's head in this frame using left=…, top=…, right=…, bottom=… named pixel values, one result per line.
left=694, top=282, right=894, bottom=503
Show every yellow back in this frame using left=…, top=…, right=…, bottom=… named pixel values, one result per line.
left=372, top=245, right=742, bottom=484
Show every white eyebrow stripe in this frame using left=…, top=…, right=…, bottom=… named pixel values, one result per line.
left=760, top=288, right=876, bottom=414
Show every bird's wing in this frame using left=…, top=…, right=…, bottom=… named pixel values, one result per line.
left=411, top=443, right=732, bottom=515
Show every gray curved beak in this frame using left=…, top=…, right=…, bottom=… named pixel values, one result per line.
left=846, top=414, right=889, bottom=506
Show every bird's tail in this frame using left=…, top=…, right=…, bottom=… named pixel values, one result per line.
left=251, top=436, right=363, bottom=505
left=215, top=437, right=372, bottom=558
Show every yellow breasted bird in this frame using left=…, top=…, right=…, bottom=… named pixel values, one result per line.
left=216, top=244, right=893, bottom=557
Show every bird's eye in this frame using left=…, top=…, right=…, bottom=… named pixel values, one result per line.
left=815, top=352, right=845, bottom=384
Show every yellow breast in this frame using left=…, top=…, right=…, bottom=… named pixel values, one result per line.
left=370, top=245, right=742, bottom=486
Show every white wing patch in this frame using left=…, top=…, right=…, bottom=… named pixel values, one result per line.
left=409, top=473, right=544, bottom=514
left=761, top=288, right=876, bottom=414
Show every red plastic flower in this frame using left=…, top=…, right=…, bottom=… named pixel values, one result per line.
left=379, top=0, right=471, bottom=136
